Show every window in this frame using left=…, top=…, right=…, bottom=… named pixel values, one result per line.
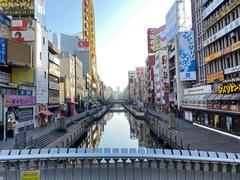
left=44, top=71, right=47, bottom=79
left=43, top=37, right=45, bottom=45
left=40, top=52, right=42, bottom=60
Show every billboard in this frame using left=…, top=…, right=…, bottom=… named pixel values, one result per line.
left=0, top=0, right=34, bottom=16
left=147, top=28, right=155, bottom=54
left=165, top=1, right=178, bottom=43
left=7, top=39, right=31, bottom=67
left=11, top=67, right=34, bottom=84
left=135, top=67, right=144, bottom=79
left=153, top=25, right=166, bottom=51
left=0, top=13, right=11, bottom=39
left=4, top=94, right=36, bottom=107
left=12, top=19, right=35, bottom=42
left=35, top=0, right=45, bottom=25
left=0, top=37, right=7, bottom=64
left=77, top=40, right=89, bottom=50
left=178, top=31, right=196, bottom=81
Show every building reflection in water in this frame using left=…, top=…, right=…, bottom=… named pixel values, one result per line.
left=73, top=105, right=161, bottom=149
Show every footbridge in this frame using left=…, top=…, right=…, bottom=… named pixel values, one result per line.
left=0, top=148, right=239, bottom=180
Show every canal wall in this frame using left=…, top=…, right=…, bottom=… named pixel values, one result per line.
left=124, top=105, right=145, bottom=120
left=46, top=105, right=112, bottom=148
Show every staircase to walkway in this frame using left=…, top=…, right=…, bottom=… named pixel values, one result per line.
left=26, top=130, right=65, bottom=149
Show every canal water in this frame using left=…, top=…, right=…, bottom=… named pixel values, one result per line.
left=72, top=105, right=163, bottom=149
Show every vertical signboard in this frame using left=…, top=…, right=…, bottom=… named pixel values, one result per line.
left=0, top=13, right=11, bottom=39
left=35, top=0, right=45, bottom=25
left=178, top=31, right=196, bottom=81
left=153, top=25, right=167, bottom=51
left=165, top=1, right=178, bottom=43
left=0, top=37, right=7, bottom=64
left=147, top=28, right=155, bottom=54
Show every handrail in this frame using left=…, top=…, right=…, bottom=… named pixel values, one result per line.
left=0, top=148, right=239, bottom=164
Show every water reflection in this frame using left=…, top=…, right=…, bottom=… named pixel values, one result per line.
left=73, top=105, right=162, bottom=148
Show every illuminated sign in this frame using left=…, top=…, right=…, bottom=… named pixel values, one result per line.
left=205, top=41, right=240, bottom=63
left=21, top=170, right=40, bottom=180
left=0, top=0, right=34, bottom=16
left=218, top=83, right=240, bottom=94
left=147, top=28, right=155, bottom=54
left=207, top=71, right=224, bottom=84
left=4, top=95, right=36, bottom=107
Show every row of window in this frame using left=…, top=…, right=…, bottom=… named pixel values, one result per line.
left=204, top=28, right=240, bottom=57
left=207, top=51, right=240, bottom=74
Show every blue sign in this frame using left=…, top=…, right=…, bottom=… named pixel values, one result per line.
left=178, top=31, right=196, bottom=81
left=0, top=37, right=7, bottom=64
left=165, top=2, right=178, bottom=43
left=18, top=89, right=33, bottom=96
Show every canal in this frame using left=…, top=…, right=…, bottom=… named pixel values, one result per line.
left=72, top=105, right=165, bottom=149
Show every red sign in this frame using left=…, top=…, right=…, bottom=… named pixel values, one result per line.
left=12, top=19, right=35, bottom=42
left=78, top=40, right=89, bottom=49
left=147, top=28, right=155, bottom=54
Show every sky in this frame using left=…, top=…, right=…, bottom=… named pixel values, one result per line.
left=45, top=0, right=192, bottom=91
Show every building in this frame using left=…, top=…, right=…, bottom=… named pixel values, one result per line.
left=75, top=57, right=84, bottom=112
left=200, top=0, right=240, bottom=134
left=60, top=52, right=77, bottom=117
left=135, top=67, right=145, bottom=102
left=146, top=55, right=155, bottom=106
left=48, top=41, right=60, bottom=119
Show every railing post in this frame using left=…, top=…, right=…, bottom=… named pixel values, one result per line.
left=181, top=139, right=183, bottom=149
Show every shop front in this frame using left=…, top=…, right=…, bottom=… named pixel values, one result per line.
left=4, top=94, right=36, bottom=139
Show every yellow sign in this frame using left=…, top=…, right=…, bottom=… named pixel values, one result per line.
left=218, top=83, right=240, bottom=94
left=207, top=71, right=224, bottom=84
left=12, top=67, right=34, bottom=84
left=21, top=170, right=40, bottom=180
left=205, top=41, right=240, bottom=63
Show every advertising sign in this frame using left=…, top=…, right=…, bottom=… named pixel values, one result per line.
left=0, top=13, right=11, bottom=39
left=20, top=170, right=40, bottom=180
left=4, top=95, right=36, bottom=107
left=35, top=0, right=45, bottom=25
left=178, top=31, right=196, bottom=81
left=12, top=20, right=35, bottom=42
left=0, top=37, right=7, bottom=64
left=165, top=1, right=178, bottom=43
left=0, top=71, right=10, bottom=83
left=147, top=28, right=155, bottom=54
left=18, top=89, right=33, bottom=96
left=218, top=83, right=240, bottom=94
left=49, top=81, right=60, bottom=91
left=202, top=0, right=225, bottom=20
left=204, top=17, right=240, bottom=47
left=225, top=64, right=240, bottom=75
left=207, top=71, right=224, bottom=83
left=36, top=82, right=48, bottom=104
left=12, top=68, right=34, bottom=84
left=184, top=85, right=212, bottom=95
left=18, top=107, right=33, bottom=123
left=77, top=40, right=89, bottom=49
left=153, top=25, right=166, bottom=51
left=0, top=0, right=34, bottom=16
left=135, top=67, right=144, bottom=78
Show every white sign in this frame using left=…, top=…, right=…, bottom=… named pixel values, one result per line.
left=12, top=20, right=35, bottom=42
left=224, top=65, right=240, bottom=75
left=0, top=71, right=10, bottom=83
left=184, top=85, right=212, bottom=95
left=202, top=0, right=225, bottom=20
left=49, top=81, right=60, bottom=91
left=204, top=17, right=240, bottom=47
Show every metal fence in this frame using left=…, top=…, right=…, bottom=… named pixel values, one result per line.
left=0, top=148, right=239, bottom=180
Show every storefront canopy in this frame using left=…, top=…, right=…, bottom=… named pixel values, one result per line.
left=230, top=93, right=240, bottom=100
left=214, top=94, right=224, bottom=100
left=208, top=94, right=217, bottom=100
left=184, top=94, right=210, bottom=101
left=221, top=94, right=232, bottom=100
left=40, top=111, right=53, bottom=116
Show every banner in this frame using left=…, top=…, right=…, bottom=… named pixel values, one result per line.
left=165, top=1, right=178, bottom=43
left=12, top=19, right=35, bottom=42
left=0, top=13, right=11, bottom=39
left=207, top=71, right=224, bottom=83
left=147, top=28, right=155, bottom=54
left=153, top=25, right=166, bottom=51
left=0, top=0, right=34, bottom=16
left=178, top=31, right=196, bottom=81
left=4, top=95, right=36, bottom=107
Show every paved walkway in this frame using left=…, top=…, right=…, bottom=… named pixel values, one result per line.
left=146, top=108, right=240, bottom=153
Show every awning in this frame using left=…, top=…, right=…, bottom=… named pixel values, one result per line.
left=214, top=94, right=224, bottom=100
left=230, top=93, right=240, bottom=100
left=208, top=94, right=217, bottom=100
left=221, top=94, right=232, bottom=100
left=40, top=111, right=53, bottom=116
